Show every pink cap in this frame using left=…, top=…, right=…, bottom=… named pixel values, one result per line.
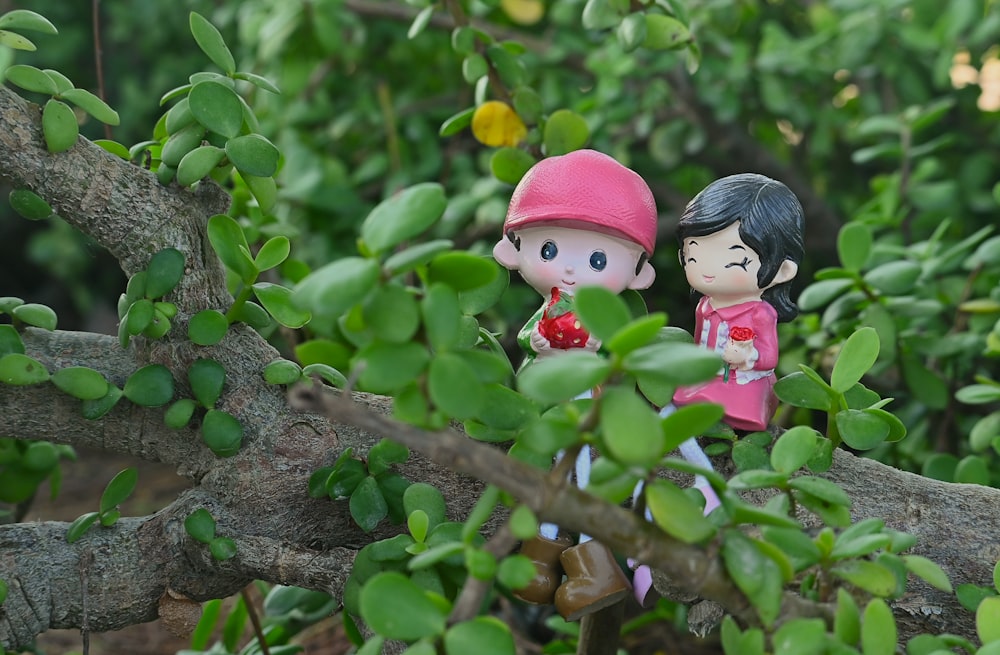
left=503, top=149, right=658, bottom=255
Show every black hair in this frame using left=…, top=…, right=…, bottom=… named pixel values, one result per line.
left=677, top=173, right=805, bottom=322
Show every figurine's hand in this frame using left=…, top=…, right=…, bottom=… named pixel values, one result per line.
left=722, top=344, right=752, bottom=370
left=583, top=334, right=602, bottom=353
left=530, top=323, right=554, bottom=358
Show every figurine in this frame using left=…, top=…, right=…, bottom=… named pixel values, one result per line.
left=629, top=174, right=805, bottom=609
left=493, top=149, right=658, bottom=620
left=670, top=172, right=804, bottom=432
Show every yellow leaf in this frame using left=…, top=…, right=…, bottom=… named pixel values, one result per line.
left=501, top=0, right=544, bottom=25
left=472, top=100, right=527, bottom=147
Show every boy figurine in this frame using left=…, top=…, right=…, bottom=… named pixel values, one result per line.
left=493, top=149, right=657, bottom=620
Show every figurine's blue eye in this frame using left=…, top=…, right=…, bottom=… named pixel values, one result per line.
left=540, top=240, right=558, bottom=261
left=589, top=250, right=607, bottom=271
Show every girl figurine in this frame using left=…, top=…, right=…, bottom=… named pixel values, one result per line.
left=493, top=149, right=658, bottom=621
left=671, top=172, right=804, bottom=432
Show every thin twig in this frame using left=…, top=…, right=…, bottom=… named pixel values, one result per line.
left=241, top=585, right=272, bottom=655
left=91, top=0, right=112, bottom=140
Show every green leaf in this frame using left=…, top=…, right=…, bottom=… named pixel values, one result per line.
left=489, top=147, right=535, bottom=185
left=646, top=479, right=715, bottom=543
left=263, top=359, right=302, bottom=385
left=189, top=80, right=243, bottom=139
left=5, top=64, right=58, bottom=94
left=8, top=188, right=52, bottom=220
left=722, top=530, right=783, bottom=627
left=351, top=475, right=389, bottom=532
left=605, top=313, right=666, bottom=357
left=403, top=483, right=446, bottom=531
left=830, top=327, right=879, bottom=393
left=720, top=617, right=765, bottom=655
left=254, top=236, right=290, bottom=272
left=770, top=425, right=819, bottom=474
left=233, top=71, right=280, bottom=94
left=427, top=252, right=498, bottom=291
left=368, top=439, right=409, bottom=478
left=294, top=257, right=380, bottom=321
left=863, top=261, right=922, bottom=295
left=123, top=364, right=174, bottom=407
left=100, top=467, right=137, bottom=515
left=42, top=98, right=78, bottom=152
left=66, top=512, right=99, bottom=543
left=773, top=371, right=833, bottom=410
left=207, top=214, right=257, bottom=283
left=94, top=139, right=130, bottom=159
left=210, top=536, right=237, bottom=561
left=0, top=9, right=58, bottom=34
left=837, top=409, right=891, bottom=450
left=185, top=508, right=217, bottom=543
left=979, top=596, right=1000, bottom=644
left=12, top=302, right=57, bottom=330
left=188, top=309, right=229, bottom=346
left=903, top=555, right=952, bottom=593
left=833, top=587, right=861, bottom=645
left=600, top=385, right=664, bottom=466
left=516, top=351, right=610, bottom=404
left=797, top=278, right=854, bottom=312
left=955, top=454, right=990, bottom=485
left=189, top=12, right=236, bottom=74
left=51, top=366, right=110, bottom=400
left=60, top=88, right=119, bottom=125
left=574, top=286, right=631, bottom=343
left=360, top=183, right=448, bottom=256
left=363, top=282, right=420, bottom=344
left=772, top=618, right=826, bottom=655
left=408, top=5, right=435, bottom=39
left=21, top=441, right=58, bottom=471
left=788, top=476, right=850, bottom=506
left=253, top=283, right=311, bottom=328
left=623, top=341, right=722, bottom=386
left=243, top=172, right=277, bottom=212
left=81, top=384, right=123, bottom=420
left=302, top=363, right=347, bottom=388
left=419, top=282, right=461, bottom=351
left=145, top=248, right=186, bottom=299
left=831, top=560, right=898, bottom=597
left=837, top=223, right=873, bottom=272
left=617, top=13, right=646, bottom=51
left=642, top=13, right=690, bottom=49
left=0, top=353, right=50, bottom=385
left=355, top=341, right=430, bottom=395
left=445, top=617, right=515, bottom=655
left=861, top=598, right=897, bottom=655
left=188, top=358, right=226, bottom=408
left=176, top=145, right=226, bottom=186
left=360, top=572, right=447, bottom=641
left=164, top=398, right=197, bottom=429
left=439, top=106, right=475, bottom=137
left=458, top=262, right=507, bottom=315
left=0, top=324, right=24, bottom=356
left=428, top=352, right=484, bottom=420
left=542, top=109, right=590, bottom=156
left=202, top=409, right=243, bottom=457
left=225, top=134, right=279, bottom=177
left=161, top=123, right=206, bottom=168
left=125, top=299, right=154, bottom=335
left=498, top=553, right=538, bottom=590
left=384, top=240, right=454, bottom=276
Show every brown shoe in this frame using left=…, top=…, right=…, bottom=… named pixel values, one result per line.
left=554, top=540, right=630, bottom=621
left=512, top=534, right=573, bottom=605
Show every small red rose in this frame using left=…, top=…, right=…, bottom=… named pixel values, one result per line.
left=730, top=326, right=755, bottom=342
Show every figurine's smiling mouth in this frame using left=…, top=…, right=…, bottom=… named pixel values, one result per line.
left=702, top=275, right=715, bottom=283
left=561, top=279, right=576, bottom=286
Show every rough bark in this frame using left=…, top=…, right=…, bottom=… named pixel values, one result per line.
left=0, top=81, right=996, bottom=652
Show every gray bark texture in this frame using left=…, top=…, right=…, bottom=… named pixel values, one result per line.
left=0, top=83, right=997, bottom=651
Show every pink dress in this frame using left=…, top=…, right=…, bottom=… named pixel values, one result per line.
left=673, top=297, right=779, bottom=432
